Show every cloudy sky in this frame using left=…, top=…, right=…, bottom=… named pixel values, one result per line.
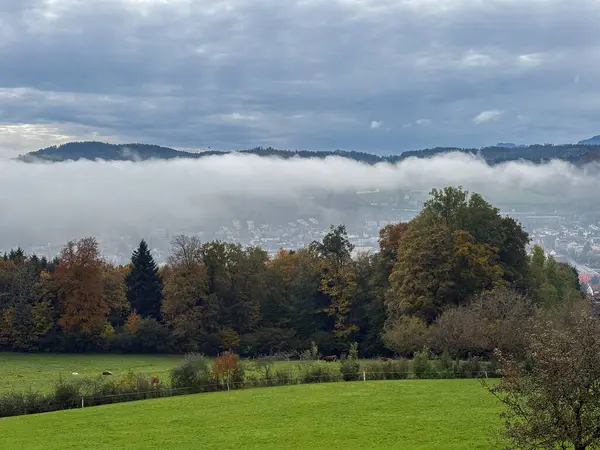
left=0, top=0, right=598, bottom=158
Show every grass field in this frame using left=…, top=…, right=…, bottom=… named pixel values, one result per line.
left=0, top=380, right=504, bottom=449
left=1, top=352, right=402, bottom=393
left=0, top=353, right=186, bottom=393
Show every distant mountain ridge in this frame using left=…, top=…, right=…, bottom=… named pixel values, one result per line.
left=15, top=140, right=600, bottom=166
left=578, top=135, right=600, bottom=145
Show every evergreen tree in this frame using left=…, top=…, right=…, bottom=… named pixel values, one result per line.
left=125, top=240, right=164, bottom=320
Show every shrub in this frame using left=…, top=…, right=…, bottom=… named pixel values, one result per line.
left=436, top=350, right=455, bottom=379
left=456, top=356, right=482, bottom=378
left=274, top=369, right=293, bottom=386
left=340, top=342, right=360, bottom=381
left=300, top=340, right=320, bottom=360
left=299, top=362, right=341, bottom=383
left=54, top=377, right=81, bottom=409
left=413, top=346, right=433, bottom=379
left=0, top=391, right=52, bottom=418
left=212, top=351, right=244, bottom=390
left=171, top=353, right=212, bottom=392
left=362, top=359, right=409, bottom=380
left=383, top=316, right=431, bottom=356
left=219, top=327, right=241, bottom=351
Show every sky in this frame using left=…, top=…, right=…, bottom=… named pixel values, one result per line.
left=1, top=0, right=599, bottom=158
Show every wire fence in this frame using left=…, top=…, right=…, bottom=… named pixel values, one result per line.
left=0, top=369, right=497, bottom=419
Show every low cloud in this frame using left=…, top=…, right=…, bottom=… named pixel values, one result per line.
left=0, top=154, right=597, bottom=249
left=473, top=110, right=504, bottom=124
left=370, top=120, right=382, bottom=129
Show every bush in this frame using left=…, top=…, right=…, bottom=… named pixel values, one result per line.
left=0, top=391, right=53, bottom=418
left=340, top=342, right=360, bottom=381
left=456, top=356, right=482, bottom=378
left=299, top=340, right=320, bottom=361
left=212, top=351, right=245, bottom=390
left=274, top=369, right=293, bottom=386
left=299, top=363, right=341, bottom=383
left=383, top=316, right=431, bottom=356
left=171, top=353, right=212, bottom=392
left=362, top=359, right=409, bottom=380
left=413, top=346, right=433, bottom=379
left=436, top=350, right=455, bottom=379
left=54, top=377, right=81, bottom=409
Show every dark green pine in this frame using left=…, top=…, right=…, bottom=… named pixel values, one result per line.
left=125, top=240, right=164, bottom=320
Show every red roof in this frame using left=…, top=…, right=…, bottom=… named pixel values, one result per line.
left=580, top=274, right=594, bottom=284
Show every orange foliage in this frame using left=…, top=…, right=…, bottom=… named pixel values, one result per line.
left=124, top=311, right=142, bottom=333
left=54, top=237, right=109, bottom=335
left=212, top=351, right=240, bottom=381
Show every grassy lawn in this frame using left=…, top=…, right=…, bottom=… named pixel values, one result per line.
left=0, top=353, right=185, bottom=393
left=0, top=380, right=504, bottom=449
left=0, top=353, right=350, bottom=393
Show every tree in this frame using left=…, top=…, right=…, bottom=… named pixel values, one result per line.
left=432, top=286, right=536, bottom=358
left=309, top=224, right=354, bottom=265
left=54, top=237, right=109, bottom=336
left=386, top=223, right=502, bottom=324
left=125, top=240, right=163, bottom=320
left=417, top=186, right=529, bottom=288
left=312, top=225, right=359, bottom=340
left=490, top=302, right=600, bottom=450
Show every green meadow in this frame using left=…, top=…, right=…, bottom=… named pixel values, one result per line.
left=0, top=380, right=503, bottom=450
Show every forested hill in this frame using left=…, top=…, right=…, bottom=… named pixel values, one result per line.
left=15, top=140, right=600, bottom=165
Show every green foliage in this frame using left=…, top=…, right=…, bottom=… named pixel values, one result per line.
left=125, top=240, right=164, bottom=320
left=299, top=363, right=341, bottom=383
left=436, top=350, right=455, bottom=379
left=362, top=359, right=410, bottom=380
left=413, top=347, right=432, bottom=379
left=300, top=340, right=320, bottom=360
left=456, top=357, right=482, bottom=379
left=339, top=342, right=360, bottom=381
left=0, top=390, right=53, bottom=418
left=170, top=353, right=212, bottom=391
left=54, top=377, right=81, bottom=409
left=0, top=185, right=582, bottom=363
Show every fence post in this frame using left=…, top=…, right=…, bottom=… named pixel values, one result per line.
left=362, top=371, right=366, bottom=381
left=81, top=397, right=84, bottom=408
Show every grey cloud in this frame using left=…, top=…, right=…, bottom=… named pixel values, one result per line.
left=1, top=154, right=598, bottom=249
left=1, top=0, right=600, bottom=155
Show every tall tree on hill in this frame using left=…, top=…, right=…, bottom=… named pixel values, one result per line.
left=125, top=240, right=164, bottom=321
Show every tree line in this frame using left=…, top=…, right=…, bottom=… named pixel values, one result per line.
left=0, top=186, right=584, bottom=356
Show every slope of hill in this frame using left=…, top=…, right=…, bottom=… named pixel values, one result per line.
left=578, top=135, right=600, bottom=145
left=0, top=380, right=501, bottom=450
left=15, top=140, right=600, bottom=166
left=16, top=142, right=223, bottom=162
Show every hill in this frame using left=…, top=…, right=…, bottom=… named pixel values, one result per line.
left=15, top=140, right=600, bottom=166
left=0, top=380, right=502, bottom=449
left=578, top=135, right=600, bottom=145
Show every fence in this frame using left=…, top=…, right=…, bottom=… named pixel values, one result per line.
left=0, top=367, right=497, bottom=419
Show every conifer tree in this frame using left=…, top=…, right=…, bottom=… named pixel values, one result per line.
left=125, top=240, right=164, bottom=320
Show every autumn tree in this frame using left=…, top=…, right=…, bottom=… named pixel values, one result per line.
left=377, top=222, right=409, bottom=276
left=386, top=222, right=503, bottom=324
left=416, top=186, right=529, bottom=289
left=125, top=240, right=163, bottom=320
left=103, top=263, right=130, bottom=327
left=212, top=351, right=243, bottom=390
left=263, top=248, right=322, bottom=339
left=54, top=237, right=109, bottom=336
left=200, top=241, right=267, bottom=334
left=311, top=225, right=359, bottom=340
left=490, top=302, right=600, bottom=450
left=162, top=236, right=212, bottom=351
